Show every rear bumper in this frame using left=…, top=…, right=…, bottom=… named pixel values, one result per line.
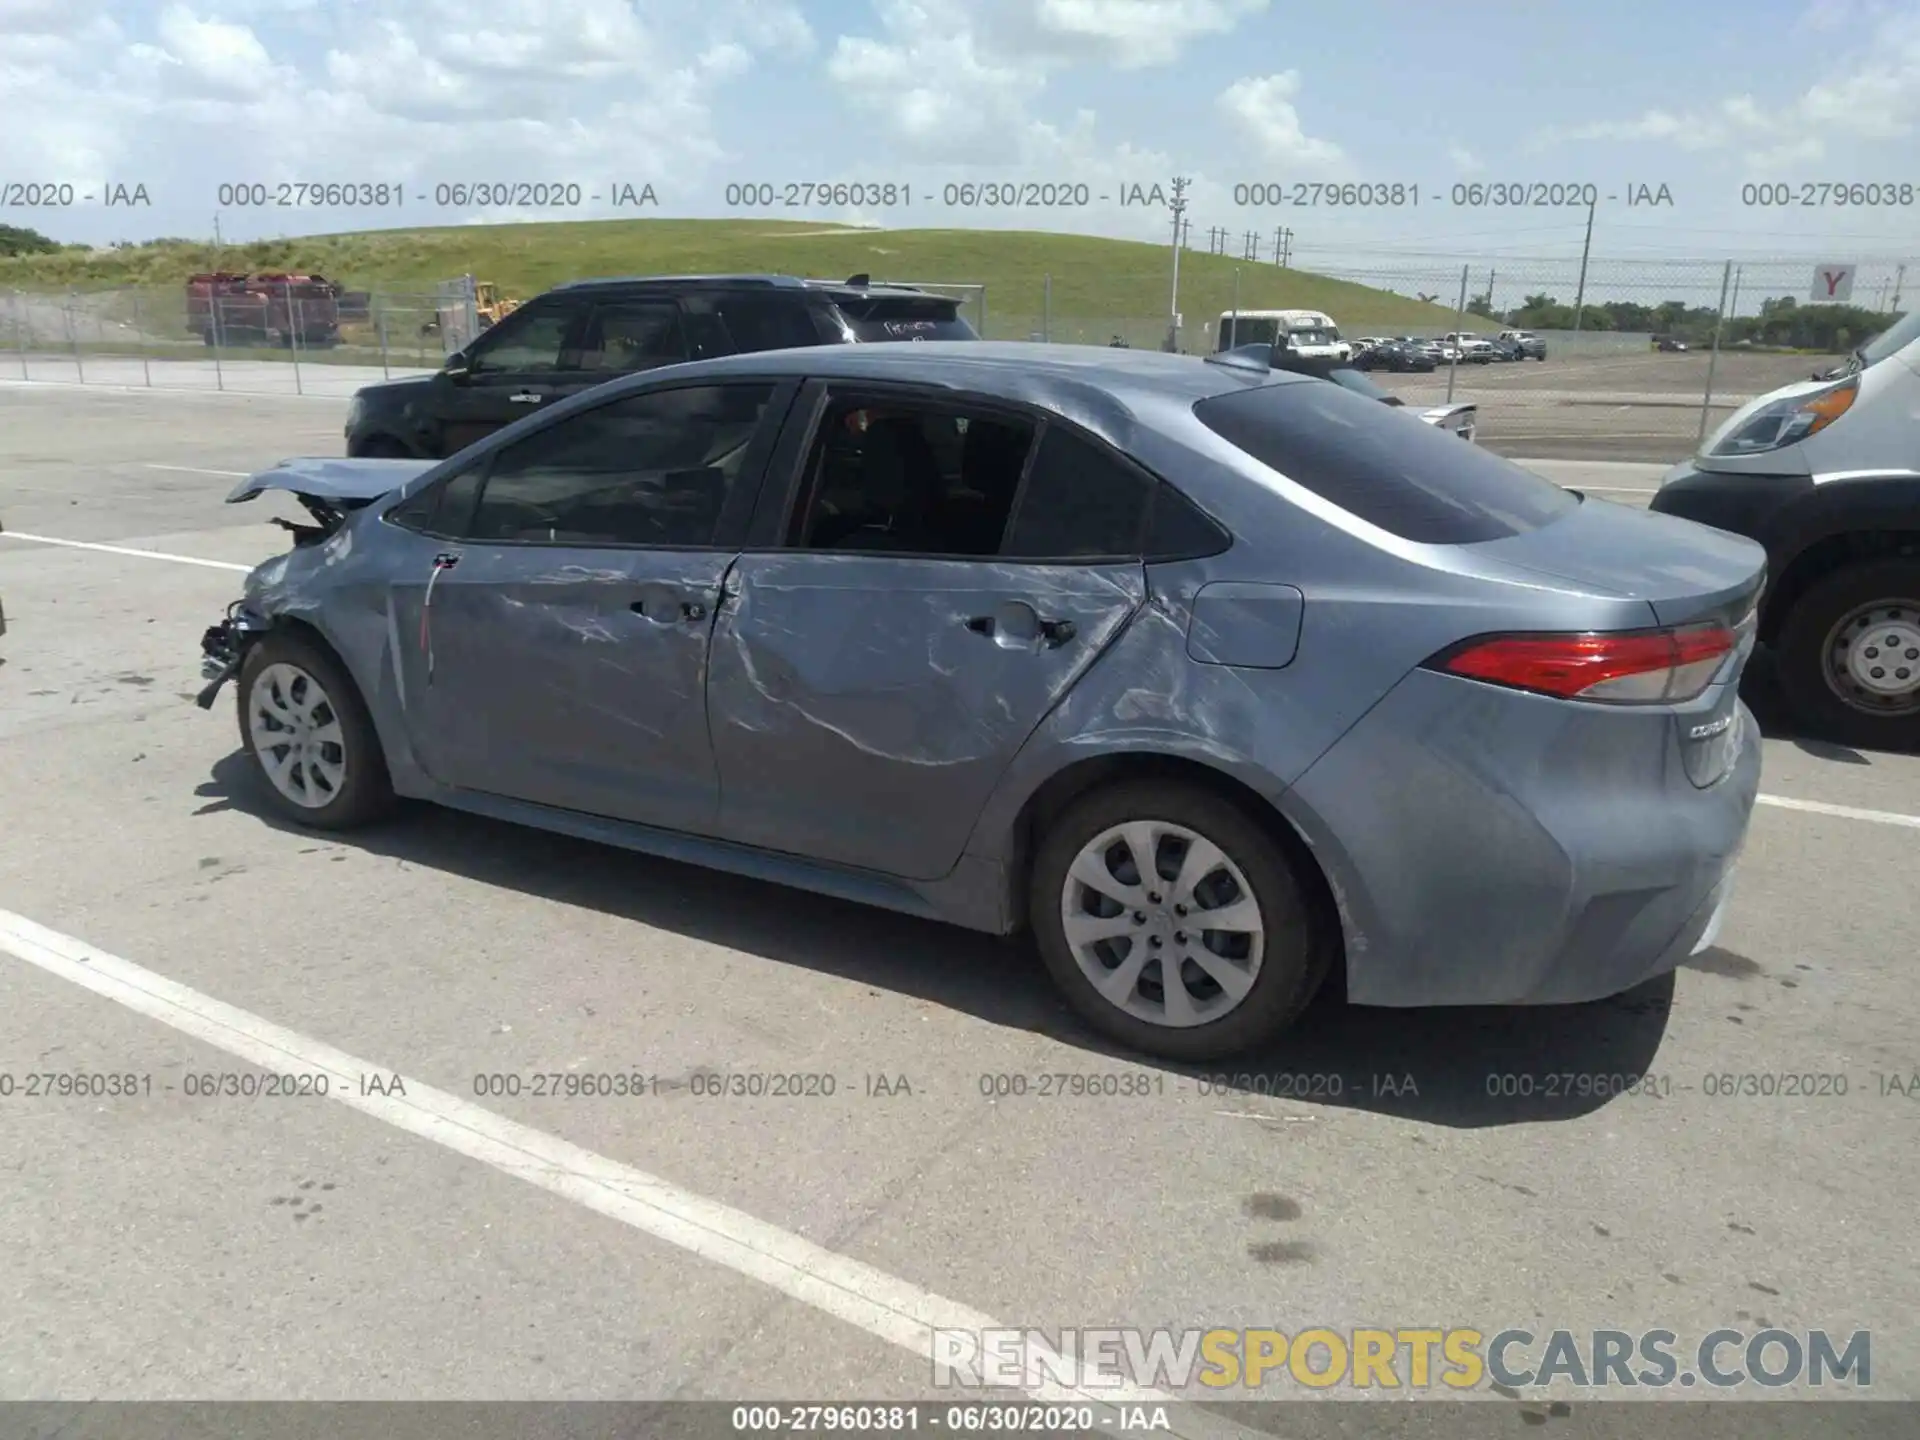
left=1284, top=670, right=1761, bottom=1008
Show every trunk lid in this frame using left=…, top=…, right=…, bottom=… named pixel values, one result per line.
left=1466, top=492, right=1766, bottom=629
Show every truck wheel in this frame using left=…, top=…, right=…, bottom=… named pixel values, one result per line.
left=1775, top=559, right=1920, bottom=751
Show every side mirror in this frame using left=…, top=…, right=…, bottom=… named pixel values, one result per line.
left=442, top=350, right=472, bottom=381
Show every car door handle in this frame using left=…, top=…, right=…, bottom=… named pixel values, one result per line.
left=964, top=613, right=1077, bottom=646
left=630, top=598, right=707, bottom=622
left=507, top=391, right=543, bottom=404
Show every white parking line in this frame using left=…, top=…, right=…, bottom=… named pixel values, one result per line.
left=0, top=531, right=251, bottom=572
left=144, top=464, right=250, bottom=477
left=0, top=905, right=1254, bottom=1434
left=1757, top=794, right=1920, bottom=830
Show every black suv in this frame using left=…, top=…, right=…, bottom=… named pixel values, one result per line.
left=345, top=274, right=978, bottom=459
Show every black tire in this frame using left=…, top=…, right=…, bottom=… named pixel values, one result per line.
left=1774, top=558, right=1920, bottom=752
left=237, top=630, right=396, bottom=828
left=1029, top=780, right=1332, bottom=1061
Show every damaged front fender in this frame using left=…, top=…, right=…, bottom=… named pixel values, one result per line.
left=195, top=602, right=274, bottom=709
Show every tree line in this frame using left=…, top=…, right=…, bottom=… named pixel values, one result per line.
left=1465, top=291, right=1900, bottom=351
left=0, top=225, right=64, bottom=258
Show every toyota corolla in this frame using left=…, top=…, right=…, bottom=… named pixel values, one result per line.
left=196, top=342, right=1766, bottom=1060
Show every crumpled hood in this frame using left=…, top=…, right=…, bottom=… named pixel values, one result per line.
left=226, top=456, right=438, bottom=506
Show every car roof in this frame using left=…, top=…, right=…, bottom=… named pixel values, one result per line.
left=586, top=340, right=1312, bottom=410
left=547, top=273, right=937, bottom=302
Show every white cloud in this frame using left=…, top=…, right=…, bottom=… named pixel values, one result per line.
left=1034, top=0, right=1269, bottom=67
left=151, top=5, right=286, bottom=98
left=0, top=0, right=812, bottom=231
left=1216, top=72, right=1343, bottom=169
left=827, top=0, right=1275, bottom=163
left=1531, top=3, right=1920, bottom=167
left=827, top=1, right=1048, bottom=160
left=1448, top=144, right=1484, bottom=174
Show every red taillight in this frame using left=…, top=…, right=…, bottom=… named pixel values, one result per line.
left=1433, top=624, right=1737, bottom=703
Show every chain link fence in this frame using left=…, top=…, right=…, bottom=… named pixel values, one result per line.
left=3, top=255, right=1910, bottom=460
left=0, top=281, right=458, bottom=397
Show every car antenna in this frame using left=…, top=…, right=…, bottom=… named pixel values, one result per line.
left=844, top=272, right=871, bottom=286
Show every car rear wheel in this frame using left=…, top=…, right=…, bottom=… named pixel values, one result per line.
left=237, top=631, right=395, bottom=828
left=1776, top=559, right=1920, bottom=751
left=1029, top=780, right=1330, bottom=1061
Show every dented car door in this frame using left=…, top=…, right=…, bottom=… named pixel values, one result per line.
left=390, top=380, right=790, bottom=835
left=398, top=543, right=734, bottom=833
left=708, top=553, right=1143, bottom=881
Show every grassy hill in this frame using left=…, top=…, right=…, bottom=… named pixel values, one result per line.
left=0, top=218, right=1468, bottom=347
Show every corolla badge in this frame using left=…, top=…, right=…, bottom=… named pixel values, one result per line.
left=1689, top=713, right=1735, bottom=740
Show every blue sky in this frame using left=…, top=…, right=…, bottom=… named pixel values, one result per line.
left=4, top=0, right=1918, bottom=282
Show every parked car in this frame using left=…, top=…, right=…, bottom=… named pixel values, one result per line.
left=1651, top=305, right=1920, bottom=750
left=1498, top=329, right=1548, bottom=360
left=1239, top=345, right=1473, bottom=437
left=1352, top=339, right=1436, bottom=373
left=1443, top=332, right=1498, bottom=364
left=344, top=274, right=979, bottom=460
left=1488, top=336, right=1525, bottom=362
left=198, top=341, right=1764, bottom=1060
left=1655, top=335, right=1691, bottom=352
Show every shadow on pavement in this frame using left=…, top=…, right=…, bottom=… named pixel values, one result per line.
left=196, top=750, right=1679, bottom=1131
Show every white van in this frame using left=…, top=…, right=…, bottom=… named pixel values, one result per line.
left=1216, top=309, right=1350, bottom=362
left=1650, top=306, right=1920, bottom=748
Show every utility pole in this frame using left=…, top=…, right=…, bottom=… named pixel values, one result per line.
left=1698, top=260, right=1733, bottom=443
left=1893, top=264, right=1906, bottom=313
left=1728, top=265, right=1743, bottom=322
left=1485, top=268, right=1496, bottom=315
left=1166, top=177, right=1190, bottom=352
left=213, top=214, right=224, bottom=252
left=1273, top=226, right=1284, bottom=264
left=1571, top=195, right=1595, bottom=333
left=1281, top=228, right=1293, bottom=267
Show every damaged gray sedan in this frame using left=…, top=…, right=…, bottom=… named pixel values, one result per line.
left=198, top=342, right=1766, bottom=1060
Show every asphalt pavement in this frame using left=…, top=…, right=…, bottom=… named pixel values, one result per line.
left=1, top=384, right=1915, bottom=1420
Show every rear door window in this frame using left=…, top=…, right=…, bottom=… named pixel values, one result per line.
left=575, top=300, right=689, bottom=372
left=683, top=293, right=825, bottom=355
left=831, top=295, right=978, bottom=342
left=1193, top=380, right=1576, bottom=543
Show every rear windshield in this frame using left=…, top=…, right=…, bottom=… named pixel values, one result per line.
left=1192, top=381, right=1577, bottom=543
left=833, top=296, right=978, bottom=342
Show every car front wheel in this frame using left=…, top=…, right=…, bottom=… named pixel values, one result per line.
left=237, top=631, right=396, bottom=827
left=1775, top=559, right=1920, bottom=752
left=1029, top=780, right=1331, bottom=1061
